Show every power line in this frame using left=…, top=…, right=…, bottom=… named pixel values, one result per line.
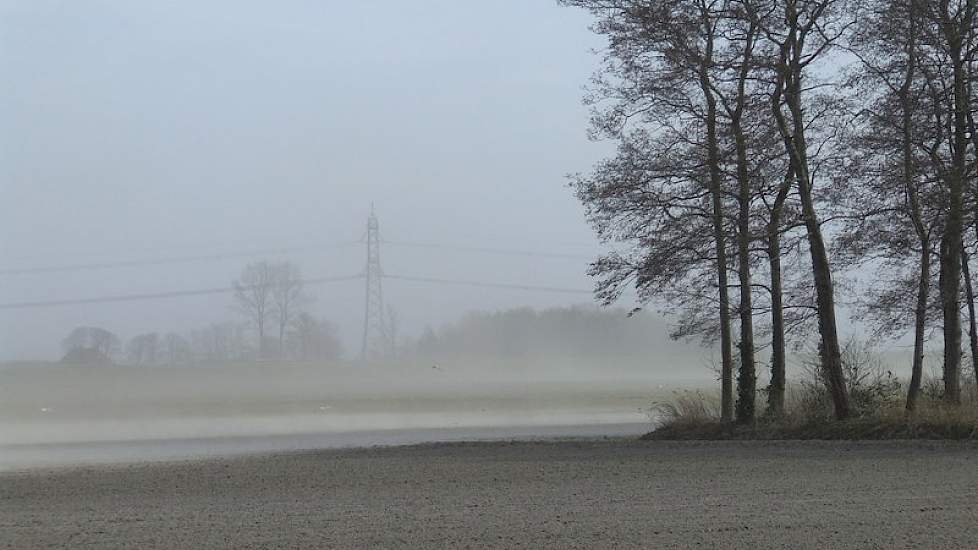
left=383, top=274, right=594, bottom=295
left=0, top=275, right=363, bottom=310
left=382, top=240, right=594, bottom=260
left=0, top=272, right=596, bottom=310
left=0, top=239, right=597, bottom=277
left=0, top=241, right=362, bottom=276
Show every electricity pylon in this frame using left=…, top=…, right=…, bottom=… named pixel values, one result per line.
left=360, top=206, right=390, bottom=360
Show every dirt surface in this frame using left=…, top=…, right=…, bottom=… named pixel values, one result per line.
left=3, top=439, right=978, bottom=549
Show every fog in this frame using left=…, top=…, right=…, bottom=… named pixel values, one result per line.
left=0, top=0, right=624, bottom=360
left=0, top=2, right=721, bottom=461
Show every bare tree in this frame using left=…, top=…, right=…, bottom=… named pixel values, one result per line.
left=925, top=0, right=978, bottom=403
left=162, top=332, right=191, bottom=365
left=271, top=261, right=308, bottom=359
left=233, top=261, right=276, bottom=359
left=844, top=0, right=978, bottom=405
left=289, top=313, right=343, bottom=361
left=753, top=0, right=853, bottom=419
left=563, top=0, right=978, bottom=422
left=61, top=326, right=120, bottom=362
left=762, top=166, right=795, bottom=416
left=839, top=0, right=943, bottom=412
left=127, top=332, right=160, bottom=365
left=710, top=0, right=766, bottom=422
left=562, top=0, right=738, bottom=421
left=962, top=248, right=978, bottom=381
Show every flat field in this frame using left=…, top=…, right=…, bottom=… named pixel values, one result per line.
left=3, top=440, right=977, bottom=549
left=0, top=359, right=675, bottom=447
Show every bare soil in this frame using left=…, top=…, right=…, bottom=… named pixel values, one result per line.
left=3, top=439, right=978, bottom=549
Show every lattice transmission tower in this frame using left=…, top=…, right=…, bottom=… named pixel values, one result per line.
left=360, top=206, right=391, bottom=360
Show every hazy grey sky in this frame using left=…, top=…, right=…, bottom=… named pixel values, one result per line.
left=0, top=1, right=625, bottom=359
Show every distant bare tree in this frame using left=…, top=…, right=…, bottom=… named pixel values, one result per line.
left=233, top=261, right=276, bottom=359
left=271, top=261, right=308, bottom=359
left=289, top=313, right=342, bottom=361
left=61, top=326, right=120, bottom=362
left=204, top=322, right=239, bottom=363
left=162, top=332, right=191, bottom=365
left=127, top=332, right=160, bottom=365
left=181, top=321, right=249, bottom=363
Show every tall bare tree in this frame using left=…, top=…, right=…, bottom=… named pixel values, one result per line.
left=233, top=261, right=276, bottom=359
left=925, top=0, right=978, bottom=403
left=563, top=0, right=739, bottom=421
left=754, top=0, right=853, bottom=419
left=840, top=0, right=942, bottom=412
left=709, top=0, right=765, bottom=422
left=271, top=261, right=308, bottom=359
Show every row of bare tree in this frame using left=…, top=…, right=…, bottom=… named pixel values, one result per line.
left=125, top=314, right=342, bottom=365
left=127, top=324, right=250, bottom=364
left=59, top=260, right=341, bottom=365
left=61, top=315, right=342, bottom=365
left=565, top=0, right=978, bottom=422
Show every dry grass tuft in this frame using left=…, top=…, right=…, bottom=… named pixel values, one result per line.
left=650, top=390, right=721, bottom=426
left=645, top=382, right=978, bottom=441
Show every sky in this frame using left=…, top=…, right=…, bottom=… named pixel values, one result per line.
left=0, top=0, right=628, bottom=359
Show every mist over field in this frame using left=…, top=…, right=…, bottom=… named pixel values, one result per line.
left=0, top=1, right=723, bottom=459
left=0, top=0, right=615, bottom=362
left=0, top=305, right=714, bottom=462
left=12, top=2, right=978, bottom=549
left=0, top=1, right=928, bottom=460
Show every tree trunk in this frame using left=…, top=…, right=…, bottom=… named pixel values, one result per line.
left=734, top=129, right=756, bottom=424
left=707, top=131, right=735, bottom=423
left=279, top=322, right=286, bottom=360
left=698, top=31, right=735, bottom=424
left=731, top=20, right=758, bottom=425
left=797, top=176, right=850, bottom=419
left=961, top=247, right=978, bottom=384
left=900, top=4, right=926, bottom=414
left=766, top=180, right=791, bottom=418
left=771, top=6, right=850, bottom=419
left=940, top=37, right=968, bottom=404
left=907, top=244, right=930, bottom=413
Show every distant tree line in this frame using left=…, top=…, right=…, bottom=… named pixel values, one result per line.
left=61, top=326, right=121, bottom=364
left=412, top=306, right=673, bottom=359
left=60, top=260, right=342, bottom=365
left=121, top=313, right=342, bottom=365
left=564, top=0, right=978, bottom=423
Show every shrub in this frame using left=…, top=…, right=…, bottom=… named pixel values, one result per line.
left=645, top=340, right=978, bottom=440
left=650, top=390, right=720, bottom=427
left=799, top=337, right=901, bottom=418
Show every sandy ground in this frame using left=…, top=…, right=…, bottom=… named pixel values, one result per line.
left=4, top=439, right=978, bottom=549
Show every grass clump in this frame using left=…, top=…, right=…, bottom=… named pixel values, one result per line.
left=645, top=393, right=978, bottom=440
left=645, top=339, right=978, bottom=440
left=645, top=388, right=978, bottom=441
